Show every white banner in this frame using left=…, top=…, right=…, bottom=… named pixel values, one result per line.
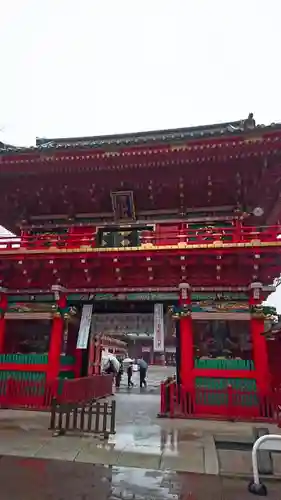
left=153, top=303, right=164, bottom=352
left=76, top=305, right=93, bottom=349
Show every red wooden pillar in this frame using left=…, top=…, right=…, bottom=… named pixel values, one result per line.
left=233, top=217, right=242, bottom=242
left=47, top=286, right=67, bottom=382
left=90, top=336, right=102, bottom=375
left=179, top=283, right=194, bottom=391
left=0, top=289, right=8, bottom=353
left=87, top=334, right=95, bottom=375
left=249, top=282, right=270, bottom=395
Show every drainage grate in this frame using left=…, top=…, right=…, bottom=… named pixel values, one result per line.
left=215, top=440, right=253, bottom=451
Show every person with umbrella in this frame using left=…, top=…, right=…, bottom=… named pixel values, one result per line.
left=103, top=354, right=120, bottom=388
left=137, top=358, right=148, bottom=388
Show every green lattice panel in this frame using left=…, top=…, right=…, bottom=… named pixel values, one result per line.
left=195, top=359, right=255, bottom=371
left=188, top=222, right=232, bottom=242
left=60, top=355, right=75, bottom=366
left=0, top=354, right=49, bottom=364
left=0, top=354, right=75, bottom=366
left=0, top=371, right=46, bottom=396
left=59, top=371, right=75, bottom=379
left=195, top=377, right=258, bottom=407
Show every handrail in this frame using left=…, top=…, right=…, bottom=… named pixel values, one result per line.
left=249, top=435, right=281, bottom=495
left=0, top=225, right=280, bottom=252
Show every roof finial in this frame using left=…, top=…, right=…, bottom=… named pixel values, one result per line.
left=243, top=113, right=256, bottom=130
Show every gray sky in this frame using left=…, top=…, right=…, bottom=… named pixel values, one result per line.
left=1, top=0, right=281, bottom=308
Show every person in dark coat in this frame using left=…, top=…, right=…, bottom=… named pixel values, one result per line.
left=138, top=358, right=148, bottom=388
left=115, top=361, right=123, bottom=388
left=127, top=362, right=134, bottom=388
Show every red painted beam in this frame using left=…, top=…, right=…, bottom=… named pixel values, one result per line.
left=1, top=247, right=281, bottom=263
left=0, top=363, right=48, bottom=372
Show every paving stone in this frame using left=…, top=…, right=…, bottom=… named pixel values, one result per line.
left=117, top=451, right=161, bottom=469
left=75, top=445, right=121, bottom=465
left=174, top=474, right=222, bottom=499
left=221, top=476, right=280, bottom=499
left=272, top=452, right=281, bottom=475
left=217, top=449, right=253, bottom=475
left=161, top=446, right=204, bottom=473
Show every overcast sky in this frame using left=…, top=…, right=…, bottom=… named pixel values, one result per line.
left=1, top=0, right=281, bottom=307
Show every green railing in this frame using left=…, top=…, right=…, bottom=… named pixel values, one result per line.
left=194, top=358, right=255, bottom=371
left=60, top=355, right=75, bottom=365
left=0, top=353, right=75, bottom=365
left=0, top=353, right=49, bottom=364
left=0, top=354, right=76, bottom=382
left=0, top=370, right=45, bottom=382
left=195, top=377, right=257, bottom=407
left=196, top=377, right=256, bottom=391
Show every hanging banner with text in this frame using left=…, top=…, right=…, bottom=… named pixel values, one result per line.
left=153, top=303, right=164, bottom=352
left=76, top=304, right=93, bottom=349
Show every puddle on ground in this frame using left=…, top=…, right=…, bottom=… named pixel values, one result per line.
left=112, top=466, right=181, bottom=499
left=0, top=457, right=186, bottom=499
left=0, top=457, right=278, bottom=499
left=109, top=426, right=203, bottom=456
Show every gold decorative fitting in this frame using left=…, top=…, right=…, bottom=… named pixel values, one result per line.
left=53, top=311, right=61, bottom=318
left=252, top=312, right=265, bottom=319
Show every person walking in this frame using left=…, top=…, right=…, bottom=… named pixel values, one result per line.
left=115, top=360, right=123, bottom=388
left=138, top=358, right=148, bottom=388
left=127, top=362, right=134, bottom=388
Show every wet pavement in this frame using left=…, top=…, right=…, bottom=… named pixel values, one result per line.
left=0, top=456, right=279, bottom=499
left=0, top=382, right=280, bottom=476
left=117, top=365, right=174, bottom=394
left=0, top=365, right=280, bottom=493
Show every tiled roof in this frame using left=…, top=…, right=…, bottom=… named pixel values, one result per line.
left=1, top=116, right=281, bottom=155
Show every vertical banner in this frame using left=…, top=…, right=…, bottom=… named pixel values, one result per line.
left=76, top=304, right=93, bottom=349
left=153, top=303, right=164, bottom=352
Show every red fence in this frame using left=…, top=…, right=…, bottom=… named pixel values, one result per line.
left=0, top=378, right=57, bottom=409
left=160, top=381, right=281, bottom=426
left=57, top=374, right=113, bottom=404
left=0, top=375, right=113, bottom=410
left=0, top=225, right=280, bottom=252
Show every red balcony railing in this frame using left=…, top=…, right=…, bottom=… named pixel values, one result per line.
left=0, top=225, right=280, bottom=252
